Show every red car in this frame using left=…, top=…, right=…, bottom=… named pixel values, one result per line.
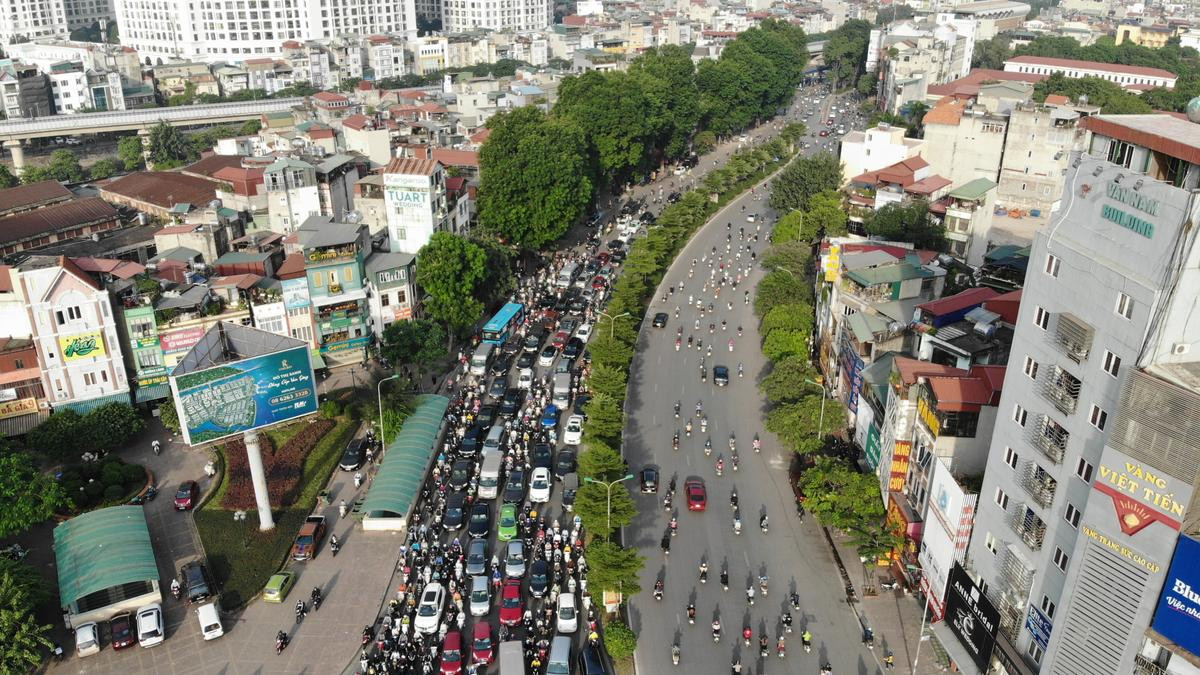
left=499, top=579, right=523, bottom=626
left=595, top=251, right=610, bottom=265
left=440, top=631, right=464, bottom=675
left=109, top=612, right=136, bottom=650
left=471, top=621, right=495, bottom=665
left=591, top=275, right=608, bottom=290
left=550, top=331, right=570, bottom=349
left=174, top=480, right=199, bottom=510
left=685, top=479, right=707, bottom=512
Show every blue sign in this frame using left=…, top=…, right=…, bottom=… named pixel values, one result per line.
left=1152, top=535, right=1200, bottom=657
left=172, top=345, right=317, bottom=445
left=282, top=277, right=310, bottom=310
left=1025, top=605, right=1052, bottom=650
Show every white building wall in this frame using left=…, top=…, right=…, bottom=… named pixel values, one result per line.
left=0, top=0, right=69, bottom=44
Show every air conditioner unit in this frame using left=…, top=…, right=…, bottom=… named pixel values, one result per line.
left=1173, top=343, right=1190, bottom=356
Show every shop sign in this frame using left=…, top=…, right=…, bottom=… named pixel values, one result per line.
left=824, top=245, right=841, bottom=282
left=1080, top=523, right=1161, bottom=573
left=1025, top=605, right=1052, bottom=650
left=917, top=395, right=940, bottom=437
left=306, top=245, right=357, bottom=264
left=945, top=562, right=999, bottom=673
left=889, top=440, right=911, bottom=492
left=0, top=388, right=16, bottom=402
left=1094, top=456, right=1187, bottom=534
left=863, top=424, right=881, bottom=470
left=133, top=335, right=160, bottom=349
left=138, top=375, right=169, bottom=388
left=282, top=277, right=311, bottom=310
left=392, top=306, right=414, bottom=321
left=160, top=326, right=206, bottom=354
left=59, top=331, right=106, bottom=361
left=0, top=397, right=38, bottom=420
left=320, top=336, right=370, bottom=354
left=1152, top=535, right=1200, bottom=658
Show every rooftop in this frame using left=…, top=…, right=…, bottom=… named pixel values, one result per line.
left=926, top=68, right=1045, bottom=98
left=949, top=178, right=998, bottom=201
left=101, top=172, right=222, bottom=210
left=918, top=287, right=1000, bottom=317
left=54, top=506, right=159, bottom=609
left=182, top=154, right=245, bottom=179
left=0, top=180, right=72, bottom=215
left=384, top=157, right=441, bottom=176
left=1081, top=114, right=1200, bottom=167
left=297, top=214, right=361, bottom=249
left=1005, top=55, right=1177, bottom=80
left=0, top=197, right=119, bottom=247
left=846, top=260, right=937, bottom=286
left=894, top=355, right=967, bottom=386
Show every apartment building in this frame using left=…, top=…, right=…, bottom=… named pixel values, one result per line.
left=0, top=0, right=68, bottom=44
left=383, top=157, right=449, bottom=254
left=839, top=123, right=926, bottom=187
left=442, top=0, right=552, bottom=34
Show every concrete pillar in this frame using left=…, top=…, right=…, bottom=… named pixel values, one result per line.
left=4, top=139, right=25, bottom=173
left=137, top=128, right=153, bottom=171
left=243, top=428, right=275, bottom=530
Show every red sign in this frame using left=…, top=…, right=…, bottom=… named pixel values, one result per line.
left=1095, top=482, right=1181, bottom=536
left=889, top=441, right=912, bottom=493
left=159, top=326, right=206, bottom=354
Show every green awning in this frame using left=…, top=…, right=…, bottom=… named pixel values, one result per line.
left=54, top=506, right=159, bottom=607
left=310, top=350, right=326, bottom=370
left=54, top=391, right=132, bottom=415
left=361, top=395, right=449, bottom=520
left=134, top=383, right=171, bottom=403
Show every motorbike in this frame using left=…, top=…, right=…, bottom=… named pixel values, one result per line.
left=777, top=640, right=786, bottom=659
left=791, top=593, right=801, bottom=611
left=670, top=518, right=678, bottom=537
left=170, top=580, right=182, bottom=601
left=720, top=571, right=730, bottom=591
left=152, top=440, right=161, bottom=455
left=761, top=517, right=769, bottom=534
left=294, top=600, right=307, bottom=623
left=759, top=576, right=769, bottom=596
left=759, top=639, right=769, bottom=659
left=742, top=629, right=752, bottom=647
left=654, top=582, right=664, bottom=601
left=728, top=339, right=734, bottom=352
left=673, top=435, right=680, bottom=452
left=685, top=422, right=692, bottom=437
left=311, top=587, right=322, bottom=611
left=733, top=518, right=742, bottom=535
left=802, top=634, right=812, bottom=653
left=675, top=339, right=681, bottom=351
left=731, top=454, right=739, bottom=472
left=715, top=457, right=724, bottom=476
left=674, top=401, right=681, bottom=418
left=712, top=623, right=722, bottom=643
left=704, top=439, right=712, bottom=456
left=276, top=631, right=289, bottom=655
left=699, top=565, right=708, bottom=584
left=753, top=435, right=761, bottom=453
left=687, top=605, right=696, bottom=624
left=821, top=664, right=832, bottom=675
left=700, top=417, right=708, bottom=433
left=672, top=645, right=681, bottom=665
left=330, top=536, right=341, bottom=557
left=361, top=626, right=373, bottom=646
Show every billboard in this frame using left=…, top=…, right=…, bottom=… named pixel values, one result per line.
left=282, top=277, right=311, bottom=310
left=945, top=562, right=999, bottom=672
left=1025, top=605, right=1053, bottom=651
left=170, top=344, right=317, bottom=446
left=1152, top=535, right=1200, bottom=657
left=59, top=330, right=107, bottom=361
left=160, top=326, right=207, bottom=368
left=889, top=440, right=912, bottom=493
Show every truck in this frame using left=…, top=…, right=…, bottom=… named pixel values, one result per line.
left=291, top=515, right=326, bottom=561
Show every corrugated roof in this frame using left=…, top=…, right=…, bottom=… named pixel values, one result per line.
left=430, top=148, right=479, bottom=168
left=1006, top=55, right=1176, bottom=80
left=54, top=506, right=159, bottom=608
left=215, top=250, right=272, bottom=264
left=183, top=154, right=244, bottom=178
left=72, top=257, right=146, bottom=279
left=0, top=180, right=72, bottom=214
left=362, top=395, right=449, bottom=520
left=893, top=355, right=967, bottom=386
left=918, top=287, right=999, bottom=317
left=1081, top=115, right=1200, bottom=167
left=384, top=157, right=440, bottom=176
left=0, top=197, right=119, bottom=246
left=949, top=178, right=997, bottom=201
left=276, top=252, right=307, bottom=279
left=847, top=261, right=935, bottom=286
left=101, top=172, right=221, bottom=210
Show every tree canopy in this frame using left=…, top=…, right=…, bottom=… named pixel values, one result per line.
left=769, top=152, right=843, bottom=213
left=413, top=233, right=488, bottom=335
left=865, top=200, right=947, bottom=251
left=0, top=452, right=69, bottom=537
left=823, top=20, right=873, bottom=91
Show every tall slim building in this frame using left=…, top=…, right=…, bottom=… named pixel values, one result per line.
left=441, top=0, right=551, bottom=34
left=0, top=0, right=68, bottom=44
left=966, top=113, right=1200, bottom=674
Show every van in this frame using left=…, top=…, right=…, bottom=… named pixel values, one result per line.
left=556, top=262, right=579, bottom=289
left=552, top=372, right=571, bottom=409
left=469, top=342, right=495, bottom=377
left=196, top=602, right=223, bottom=640
left=479, top=452, right=503, bottom=499
left=483, top=424, right=505, bottom=455
left=547, top=635, right=571, bottom=675
left=499, top=639, right=525, bottom=675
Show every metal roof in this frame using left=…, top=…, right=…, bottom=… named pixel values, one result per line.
left=54, top=506, right=159, bottom=607
left=361, top=395, right=449, bottom=520
left=948, top=178, right=997, bottom=202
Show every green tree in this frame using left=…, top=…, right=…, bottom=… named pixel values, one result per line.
left=380, top=319, right=448, bottom=375
left=88, top=158, right=118, bottom=180
left=84, top=402, right=145, bottom=454
left=556, top=70, right=655, bottom=182
left=755, top=269, right=811, bottom=318
left=167, top=81, right=197, bottom=106
left=760, top=356, right=820, bottom=404
left=148, top=121, right=191, bottom=167
left=414, top=233, right=487, bottom=336
left=586, top=334, right=634, bottom=371
left=772, top=210, right=805, bottom=243
left=585, top=540, right=644, bottom=595
left=575, top=480, right=637, bottom=537
left=578, top=440, right=627, bottom=480
left=158, top=401, right=180, bottom=434
left=117, top=136, right=145, bottom=171
left=629, top=45, right=701, bottom=160
left=604, top=620, right=638, bottom=659
left=0, top=452, right=69, bottom=537
left=769, top=152, right=842, bottom=212
left=762, top=328, right=810, bottom=362
left=971, top=36, right=1012, bottom=69
left=804, top=189, right=848, bottom=238
left=478, top=107, right=593, bottom=248
left=0, top=562, right=53, bottom=672
left=587, top=363, right=627, bottom=402
left=693, top=130, right=717, bottom=155
left=1033, top=72, right=1151, bottom=114
left=239, top=119, right=262, bottom=135
left=583, top=393, right=624, bottom=446
left=823, top=20, right=872, bottom=90
left=26, top=410, right=83, bottom=461
left=761, top=303, right=812, bottom=336
left=847, top=519, right=905, bottom=562
left=865, top=200, right=946, bottom=250
left=0, top=164, right=17, bottom=188
left=44, top=149, right=86, bottom=183
left=338, top=77, right=362, bottom=92
left=798, top=456, right=886, bottom=530
left=766, top=395, right=838, bottom=455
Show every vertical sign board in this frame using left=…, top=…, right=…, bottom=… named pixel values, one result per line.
left=1025, top=605, right=1053, bottom=651
left=1152, top=535, right=1200, bottom=658
left=945, top=562, right=1000, bottom=673
left=889, top=441, right=912, bottom=493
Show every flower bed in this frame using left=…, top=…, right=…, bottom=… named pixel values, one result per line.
left=220, top=418, right=335, bottom=509
left=57, top=457, right=148, bottom=510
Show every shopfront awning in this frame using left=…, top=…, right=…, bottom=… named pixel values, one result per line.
left=310, top=350, right=327, bottom=370
left=361, top=395, right=449, bottom=528
left=134, top=384, right=171, bottom=403
left=54, top=391, right=133, bottom=415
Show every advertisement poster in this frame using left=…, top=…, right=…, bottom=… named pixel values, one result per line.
left=1151, top=535, right=1200, bottom=657
left=1026, top=605, right=1053, bottom=650
left=171, top=345, right=317, bottom=446
left=58, top=331, right=106, bottom=361
left=945, top=562, right=999, bottom=673
left=889, top=440, right=912, bottom=493
left=282, top=277, right=311, bottom=310
left=0, top=398, right=38, bottom=420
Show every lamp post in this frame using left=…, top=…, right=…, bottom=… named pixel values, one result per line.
left=804, top=378, right=827, bottom=441
left=583, top=474, right=635, bottom=534
left=597, top=311, right=631, bottom=339
left=233, top=510, right=249, bottom=548
left=377, top=373, right=400, bottom=443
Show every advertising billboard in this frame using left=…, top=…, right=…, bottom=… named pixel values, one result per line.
left=59, top=330, right=107, bottom=361
left=1025, top=605, right=1053, bottom=650
left=170, top=344, right=317, bottom=446
left=889, top=440, right=912, bottom=493
left=1152, top=535, right=1200, bottom=657
left=945, top=562, right=999, bottom=672
left=160, top=326, right=207, bottom=368
left=918, top=511, right=953, bottom=619
left=282, top=277, right=311, bottom=310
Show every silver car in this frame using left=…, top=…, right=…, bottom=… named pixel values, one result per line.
left=466, top=538, right=488, bottom=576
left=504, top=540, right=526, bottom=578
left=469, top=575, right=490, bottom=617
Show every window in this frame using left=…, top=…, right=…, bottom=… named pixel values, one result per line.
left=13, top=358, right=22, bottom=369
left=1041, top=595, right=1057, bottom=619
left=1089, top=405, right=1108, bottom=431
left=1027, top=641, right=1045, bottom=665
left=1013, top=405, right=1028, bottom=427
left=994, top=487, right=1010, bottom=510
left=1116, top=292, right=1134, bottom=320
left=83, top=372, right=97, bottom=386
left=1065, top=502, right=1081, bottom=528
left=1034, top=306, right=1049, bottom=330
left=1044, top=253, right=1060, bottom=278
left=1023, top=356, right=1039, bottom=380
left=1075, top=457, right=1094, bottom=483
left=1053, top=547, right=1069, bottom=572
left=1102, top=350, right=1122, bottom=378
left=985, top=531, right=998, bottom=555
left=1004, top=447, right=1019, bottom=470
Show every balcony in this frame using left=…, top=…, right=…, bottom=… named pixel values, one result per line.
left=1029, top=414, right=1069, bottom=464
left=1054, top=312, right=1094, bottom=363
left=995, top=589, right=1026, bottom=641
left=1041, top=365, right=1082, bottom=415
left=1019, top=461, right=1058, bottom=509
left=1134, top=654, right=1170, bottom=675
left=998, top=542, right=1036, bottom=596
left=1010, top=504, right=1047, bottom=550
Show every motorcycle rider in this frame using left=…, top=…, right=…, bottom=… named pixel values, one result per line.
left=759, top=632, right=769, bottom=657
left=720, top=568, right=730, bottom=590
left=802, top=629, right=813, bottom=651
left=742, top=626, right=753, bottom=645
left=711, top=619, right=722, bottom=642
left=686, top=603, right=696, bottom=623
left=760, top=514, right=769, bottom=532
left=699, top=561, right=709, bottom=583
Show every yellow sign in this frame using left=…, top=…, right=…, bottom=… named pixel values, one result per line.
left=825, top=245, right=841, bottom=282
left=59, top=331, right=106, bottom=361
left=918, top=396, right=941, bottom=437
left=0, top=397, right=37, bottom=420
left=1081, top=524, right=1161, bottom=573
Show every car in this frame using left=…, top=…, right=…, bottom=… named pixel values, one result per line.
left=557, top=593, right=578, bottom=633
left=469, top=575, right=491, bottom=617
left=180, top=561, right=213, bottom=603
left=488, top=377, right=508, bottom=400
left=563, top=336, right=584, bottom=360
left=75, top=621, right=100, bottom=657
left=136, top=603, right=164, bottom=648
left=578, top=641, right=608, bottom=675
left=174, top=480, right=199, bottom=510
left=640, top=210, right=656, bottom=224
left=575, top=323, right=593, bottom=341
left=574, top=394, right=591, bottom=417
left=562, top=473, right=579, bottom=511
left=652, top=312, right=669, bottom=328
left=611, top=249, right=627, bottom=265
left=517, top=368, right=534, bottom=390
left=541, top=404, right=560, bottom=429
left=450, top=459, right=473, bottom=491
left=714, top=365, right=730, bottom=386
left=477, top=404, right=497, bottom=425
left=640, top=467, right=659, bottom=494
left=499, top=388, right=523, bottom=417
left=505, top=540, right=526, bottom=577
left=490, top=354, right=513, bottom=377
left=607, top=239, right=625, bottom=251
left=529, top=467, right=552, bottom=503
left=550, top=330, right=570, bottom=349
left=499, top=579, right=523, bottom=626
left=414, top=582, right=446, bottom=634
left=516, top=351, right=536, bottom=370
left=468, top=502, right=491, bottom=538
left=568, top=295, right=588, bottom=314
left=667, top=191, right=682, bottom=203
left=538, top=344, right=558, bottom=367
left=501, top=340, right=522, bottom=356
left=819, top=129, right=829, bottom=137
left=109, top=612, right=136, bottom=650
left=440, top=630, right=465, bottom=675
left=339, top=438, right=366, bottom=471
left=563, top=415, right=584, bottom=445
left=466, top=538, right=488, bottom=576
left=559, top=317, right=580, bottom=335
left=263, top=570, right=296, bottom=602
left=460, top=423, right=487, bottom=455
left=529, top=558, right=550, bottom=598
left=746, top=213, right=757, bottom=223
left=590, top=275, right=608, bottom=291
left=554, top=357, right=574, bottom=375
left=523, top=331, right=543, bottom=353
left=471, top=621, right=495, bottom=664
left=531, top=443, right=553, bottom=471
left=686, top=479, right=707, bottom=511
left=492, top=502, right=518, bottom=541
left=444, top=492, right=467, bottom=530
left=503, top=469, right=525, bottom=503
left=555, top=449, right=577, bottom=479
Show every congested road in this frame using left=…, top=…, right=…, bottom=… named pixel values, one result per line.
left=624, top=89, right=887, bottom=675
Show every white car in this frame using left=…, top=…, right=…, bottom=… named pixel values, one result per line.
left=746, top=213, right=757, bottom=223
left=563, top=415, right=584, bottom=445
left=75, top=621, right=100, bottom=657
left=529, top=467, right=552, bottom=503
left=505, top=540, right=526, bottom=578
left=517, top=368, right=534, bottom=390
left=136, top=603, right=164, bottom=648
left=414, top=582, right=445, bottom=634
left=469, top=575, right=490, bottom=617
left=575, top=323, right=593, bottom=342
left=556, top=593, right=578, bottom=633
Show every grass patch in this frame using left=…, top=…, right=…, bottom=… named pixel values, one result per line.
left=195, top=416, right=358, bottom=609
left=263, top=419, right=307, bottom=449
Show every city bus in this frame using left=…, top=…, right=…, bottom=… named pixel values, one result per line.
left=482, top=302, right=525, bottom=345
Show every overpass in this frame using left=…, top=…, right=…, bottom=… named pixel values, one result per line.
left=0, top=98, right=304, bottom=169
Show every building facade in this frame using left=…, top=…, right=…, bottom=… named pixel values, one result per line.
left=383, top=157, right=448, bottom=254
left=442, top=0, right=552, bottom=34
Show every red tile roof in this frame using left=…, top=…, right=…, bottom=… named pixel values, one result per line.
left=917, top=287, right=999, bottom=317
left=1043, top=94, right=1069, bottom=105
left=183, top=154, right=244, bottom=178
left=211, top=273, right=263, bottom=290
left=926, top=69, right=1045, bottom=98
left=470, top=128, right=492, bottom=144
left=275, top=252, right=307, bottom=279
left=307, top=128, right=336, bottom=140
left=0, top=197, right=119, bottom=247
left=100, top=171, right=221, bottom=209
left=343, top=114, right=372, bottom=131
left=1006, top=55, right=1176, bottom=80
left=384, top=157, right=441, bottom=176
left=983, top=289, right=1022, bottom=325
left=906, top=175, right=952, bottom=195
left=893, top=356, right=967, bottom=386
left=72, top=257, right=146, bottom=279
left=0, top=266, right=12, bottom=292
left=58, top=255, right=101, bottom=290
left=853, top=156, right=931, bottom=187
left=431, top=148, right=479, bottom=168
left=0, top=180, right=72, bottom=215
left=312, top=91, right=349, bottom=103
left=156, top=223, right=202, bottom=235
left=563, top=14, right=586, bottom=25
left=926, top=375, right=994, bottom=412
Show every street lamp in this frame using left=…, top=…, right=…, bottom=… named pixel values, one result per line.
left=233, top=510, right=249, bottom=548
left=597, top=311, right=631, bottom=339
left=583, top=474, right=635, bottom=534
left=377, top=373, right=400, bottom=443
left=804, top=378, right=827, bottom=440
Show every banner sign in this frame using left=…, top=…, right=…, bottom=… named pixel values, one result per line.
left=1152, top=535, right=1200, bottom=658
left=59, top=331, right=106, bottom=361
left=945, top=562, right=999, bottom=673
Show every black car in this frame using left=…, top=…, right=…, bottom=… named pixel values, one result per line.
left=667, top=191, right=682, bottom=203
left=531, top=444, right=553, bottom=471
left=555, top=449, right=577, bottom=479
left=620, top=200, right=641, bottom=215
left=467, top=503, right=491, bottom=539
left=607, top=239, right=626, bottom=252
left=444, top=492, right=467, bottom=530
left=450, top=459, right=473, bottom=491
left=578, top=642, right=608, bottom=675
left=460, top=423, right=487, bottom=455
left=488, top=377, right=508, bottom=399
left=477, top=404, right=497, bottom=425
left=611, top=249, right=627, bottom=265
left=640, top=467, right=659, bottom=494
left=180, top=561, right=213, bottom=603
left=499, top=388, right=524, bottom=417
left=563, top=337, right=585, bottom=360
left=516, top=351, right=536, bottom=369
left=652, top=312, right=669, bottom=328
left=503, top=470, right=526, bottom=503
left=523, top=330, right=545, bottom=353
left=714, top=365, right=730, bottom=387
left=574, top=394, right=591, bottom=417
left=639, top=210, right=656, bottom=224
left=568, top=295, right=588, bottom=314
left=490, top=354, right=513, bottom=377
left=584, top=259, right=599, bottom=274
left=339, top=438, right=366, bottom=471
left=529, top=559, right=550, bottom=598
left=501, top=340, right=522, bottom=356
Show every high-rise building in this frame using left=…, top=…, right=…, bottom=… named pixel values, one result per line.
left=966, top=113, right=1200, bottom=674
left=63, top=0, right=114, bottom=31
left=441, top=0, right=551, bottom=35
left=114, top=0, right=416, bottom=65
left=0, top=0, right=68, bottom=44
